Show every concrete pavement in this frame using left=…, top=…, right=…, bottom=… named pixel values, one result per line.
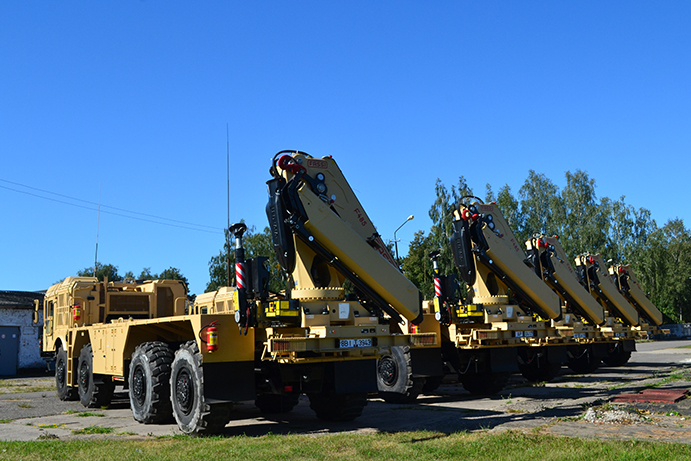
left=0, top=339, right=689, bottom=442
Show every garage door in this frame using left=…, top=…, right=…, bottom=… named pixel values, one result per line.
left=0, top=326, right=20, bottom=376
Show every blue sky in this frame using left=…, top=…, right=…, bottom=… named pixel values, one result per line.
left=2, top=2, right=690, bottom=295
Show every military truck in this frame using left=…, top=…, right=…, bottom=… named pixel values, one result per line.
left=40, top=151, right=438, bottom=434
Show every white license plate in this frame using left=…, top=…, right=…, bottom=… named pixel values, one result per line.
left=339, top=338, right=373, bottom=348
left=574, top=333, right=587, bottom=339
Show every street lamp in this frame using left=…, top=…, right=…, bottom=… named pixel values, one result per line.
left=393, top=215, right=414, bottom=266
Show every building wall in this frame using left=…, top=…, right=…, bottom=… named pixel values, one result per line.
left=0, top=307, right=44, bottom=369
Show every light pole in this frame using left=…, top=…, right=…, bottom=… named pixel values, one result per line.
left=393, top=215, right=414, bottom=266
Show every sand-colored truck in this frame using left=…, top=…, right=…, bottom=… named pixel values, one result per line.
left=40, top=151, right=438, bottom=434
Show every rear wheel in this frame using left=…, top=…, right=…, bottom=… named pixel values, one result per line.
left=255, top=393, right=300, bottom=414
left=377, top=346, right=424, bottom=403
left=308, top=392, right=367, bottom=421
left=460, top=371, right=509, bottom=395
left=55, top=346, right=78, bottom=401
left=77, top=344, right=115, bottom=408
left=129, top=341, right=174, bottom=423
left=170, top=341, right=232, bottom=435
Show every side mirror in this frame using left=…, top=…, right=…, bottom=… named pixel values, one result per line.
left=33, top=299, right=39, bottom=324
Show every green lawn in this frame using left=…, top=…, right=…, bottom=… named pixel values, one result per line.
left=1, top=430, right=690, bottom=461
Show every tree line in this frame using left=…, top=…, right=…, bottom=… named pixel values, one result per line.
left=403, top=170, right=690, bottom=324
left=77, top=263, right=189, bottom=287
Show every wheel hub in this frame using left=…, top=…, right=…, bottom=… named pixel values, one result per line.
left=56, top=359, right=66, bottom=387
left=78, top=362, right=89, bottom=390
left=132, top=365, right=146, bottom=405
left=175, top=370, right=193, bottom=415
left=378, top=356, right=397, bottom=386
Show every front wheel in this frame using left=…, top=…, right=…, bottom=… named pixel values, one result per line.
left=55, top=346, right=78, bottom=401
left=377, top=346, right=424, bottom=403
left=170, top=341, right=232, bottom=435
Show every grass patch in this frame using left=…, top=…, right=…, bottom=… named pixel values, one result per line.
left=0, top=378, right=55, bottom=395
left=0, top=430, right=690, bottom=460
left=71, top=425, right=115, bottom=435
left=649, top=371, right=691, bottom=388
left=76, top=412, right=105, bottom=418
left=17, top=403, right=33, bottom=409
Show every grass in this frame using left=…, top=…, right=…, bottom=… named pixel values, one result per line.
left=71, top=425, right=115, bottom=435
left=649, top=371, right=691, bottom=388
left=0, top=430, right=690, bottom=460
left=76, top=412, right=105, bottom=417
left=0, top=378, right=55, bottom=395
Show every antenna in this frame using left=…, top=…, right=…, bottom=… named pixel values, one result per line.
left=94, top=183, right=101, bottom=277
left=226, top=124, right=231, bottom=286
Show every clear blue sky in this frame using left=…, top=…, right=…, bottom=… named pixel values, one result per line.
left=2, top=2, right=690, bottom=295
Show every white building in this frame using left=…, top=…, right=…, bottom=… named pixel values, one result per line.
left=0, top=291, right=45, bottom=375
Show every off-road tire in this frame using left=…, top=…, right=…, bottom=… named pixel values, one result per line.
left=255, top=393, right=300, bottom=414
left=460, top=371, right=510, bottom=395
left=377, top=346, right=424, bottom=403
left=77, top=344, right=115, bottom=408
left=55, top=346, right=78, bottom=401
left=308, top=392, right=367, bottom=421
left=170, top=341, right=232, bottom=435
left=129, top=341, right=174, bottom=424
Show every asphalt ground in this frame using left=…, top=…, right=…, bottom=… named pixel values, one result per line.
left=1, top=339, right=690, bottom=443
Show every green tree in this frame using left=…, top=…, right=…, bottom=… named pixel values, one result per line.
left=77, top=262, right=122, bottom=282
left=401, top=230, right=437, bottom=300
left=138, top=267, right=157, bottom=280
left=427, top=177, right=474, bottom=279
left=159, top=267, right=189, bottom=286
left=494, top=184, right=524, bottom=243
left=559, top=170, right=608, bottom=259
left=518, top=170, right=563, bottom=240
left=207, top=225, right=286, bottom=294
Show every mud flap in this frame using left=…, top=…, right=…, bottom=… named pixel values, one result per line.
left=591, top=342, right=611, bottom=359
left=490, top=347, right=519, bottom=373
left=334, top=360, right=377, bottom=394
left=547, top=345, right=568, bottom=364
left=410, top=347, right=444, bottom=378
left=622, top=339, right=636, bottom=352
left=204, top=361, right=256, bottom=403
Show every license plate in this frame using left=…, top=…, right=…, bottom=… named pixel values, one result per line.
left=339, top=338, right=373, bottom=348
left=524, top=331, right=534, bottom=337
left=574, top=333, right=587, bottom=339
